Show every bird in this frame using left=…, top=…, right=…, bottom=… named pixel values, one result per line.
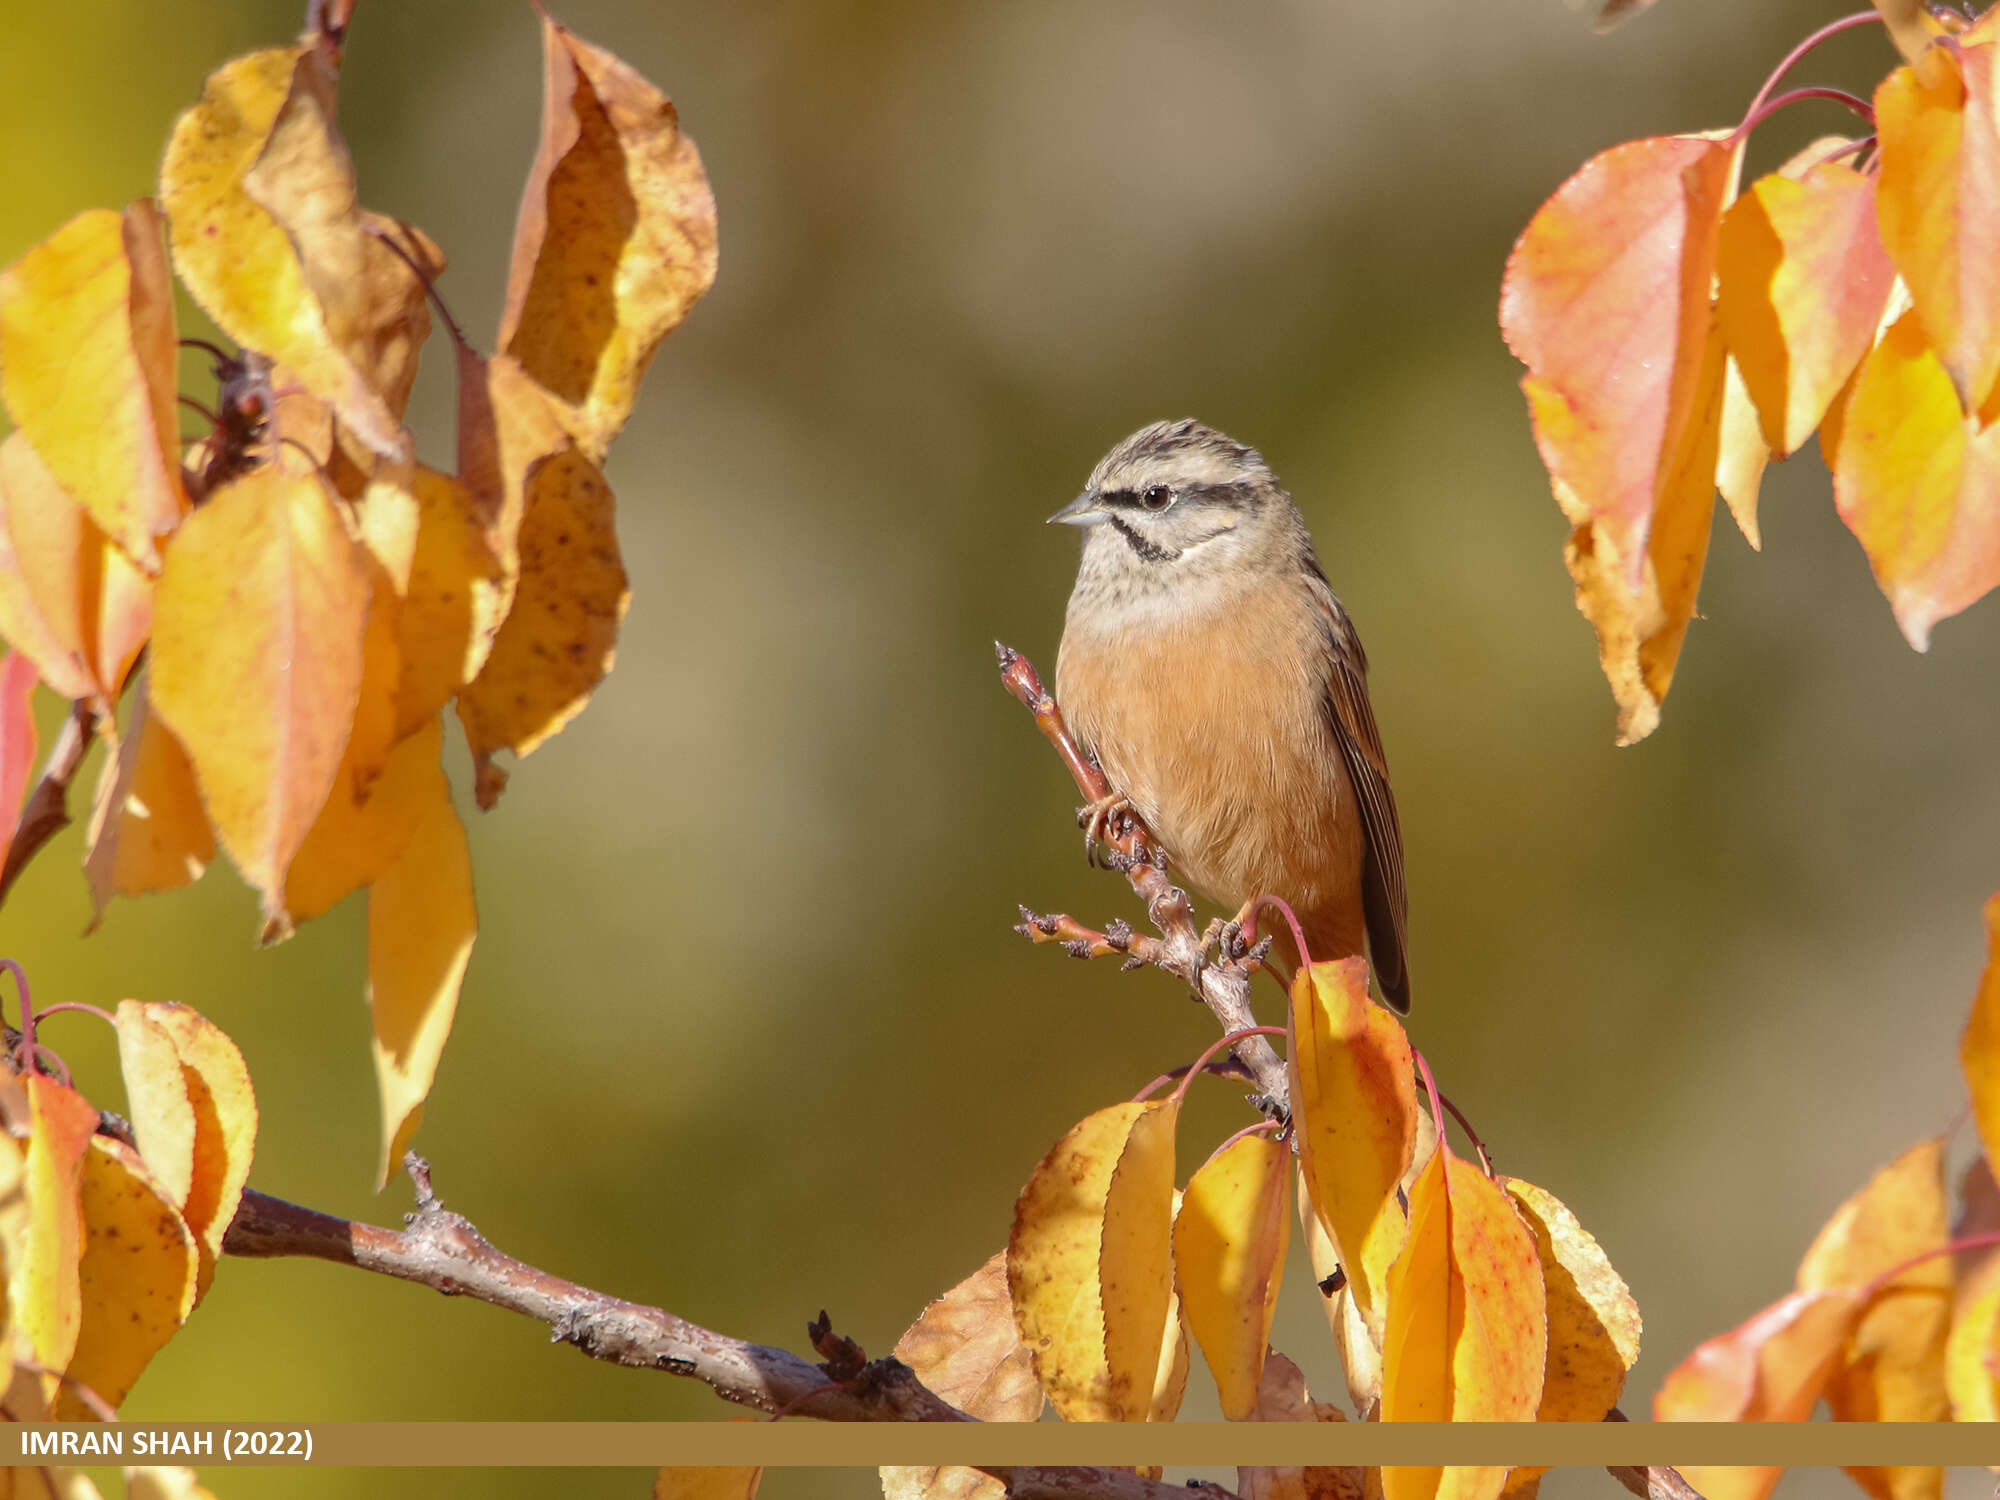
left=1049, top=418, right=1410, bottom=1013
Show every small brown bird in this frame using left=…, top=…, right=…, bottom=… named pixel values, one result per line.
left=1050, top=419, right=1410, bottom=1013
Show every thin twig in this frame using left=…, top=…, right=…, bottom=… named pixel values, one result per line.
left=220, top=1158, right=1224, bottom=1500
left=0, top=699, right=97, bottom=909
left=1605, top=1409, right=1707, bottom=1500
left=997, top=643, right=1291, bottom=1120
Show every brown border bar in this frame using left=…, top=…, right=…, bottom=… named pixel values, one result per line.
left=7, top=1424, right=2000, bottom=1468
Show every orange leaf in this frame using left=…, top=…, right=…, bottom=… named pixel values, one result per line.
left=16, top=1077, right=101, bottom=1384
left=284, top=715, right=442, bottom=928
left=1718, top=160, right=1896, bottom=457
left=1175, top=1130, right=1290, bottom=1420
left=55, top=1136, right=198, bottom=1418
left=367, top=773, right=475, bottom=1187
left=82, top=685, right=216, bottom=927
left=1961, top=892, right=2000, bottom=1172
left=1875, top=39, right=2000, bottom=413
left=1561, top=315, right=1726, bottom=744
left=1296, top=1160, right=1383, bottom=1415
left=1502, top=133, right=1737, bottom=585
left=1289, top=958, right=1415, bottom=1341
left=0, top=433, right=152, bottom=703
left=113, top=1000, right=257, bottom=1304
left=503, top=13, right=719, bottom=459
left=1008, top=1099, right=1179, bottom=1422
left=1380, top=1147, right=1546, bottom=1500
left=456, top=447, right=629, bottom=807
left=1657, top=1286, right=1862, bottom=1500
left=1795, top=1137, right=1949, bottom=1500
left=0, top=653, right=36, bottom=872
left=159, top=45, right=410, bottom=460
left=150, top=468, right=372, bottom=926
left=0, top=203, right=186, bottom=571
left=1946, top=1240, right=2000, bottom=1420
left=1833, top=308, right=2000, bottom=649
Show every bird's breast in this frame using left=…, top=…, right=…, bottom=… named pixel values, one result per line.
left=1055, top=581, right=1364, bottom=936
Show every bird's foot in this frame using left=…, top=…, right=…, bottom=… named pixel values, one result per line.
left=1076, top=791, right=1134, bottom=868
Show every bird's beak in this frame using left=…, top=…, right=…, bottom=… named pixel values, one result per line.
left=1047, top=492, right=1109, bottom=527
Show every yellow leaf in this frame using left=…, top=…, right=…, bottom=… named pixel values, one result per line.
left=56, top=1136, right=197, bottom=1418
left=457, top=448, right=629, bottom=807
left=1714, top=355, right=1770, bottom=551
left=1008, top=1099, right=1180, bottom=1421
left=1289, top=958, right=1415, bottom=1341
left=1296, top=1160, right=1382, bottom=1415
left=361, top=466, right=505, bottom=740
left=0, top=433, right=152, bottom=703
left=160, top=44, right=408, bottom=459
left=1833, top=309, right=2000, bottom=650
left=503, top=14, right=718, bottom=458
left=1175, top=1131, right=1289, bottom=1420
left=284, top=715, right=443, bottom=927
left=1946, top=1248, right=2000, bottom=1420
left=150, top=469, right=372, bottom=926
left=112, top=1005, right=197, bottom=1210
left=83, top=685, right=215, bottom=926
left=114, top=1001, right=256, bottom=1305
left=653, top=1473, right=761, bottom=1500
left=368, top=776, right=476, bottom=1187
left=0, top=203, right=185, bottom=571
left=1380, top=1148, right=1546, bottom=1500
left=1498, top=1180, right=1640, bottom=1500
left=1875, top=40, right=2000, bottom=414
left=16, top=1078, right=100, bottom=1386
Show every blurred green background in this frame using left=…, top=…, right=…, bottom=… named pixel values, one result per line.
left=2, top=0, right=1993, bottom=1496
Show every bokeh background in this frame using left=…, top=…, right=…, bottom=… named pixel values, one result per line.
left=1, top=1, right=1993, bottom=1496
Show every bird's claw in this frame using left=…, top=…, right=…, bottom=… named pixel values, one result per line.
left=1077, top=791, right=1133, bottom=868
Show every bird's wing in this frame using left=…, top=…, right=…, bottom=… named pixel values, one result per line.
left=1312, top=582, right=1411, bottom=1014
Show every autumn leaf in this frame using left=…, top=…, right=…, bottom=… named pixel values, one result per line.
left=150, top=468, right=372, bottom=927
left=1718, top=157, right=1895, bottom=459
left=1496, top=1179, right=1641, bottom=1500
left=503, top=11, right=719, bottom=458
left=83, top=685, right=216, bottom=926
left=15, top=1077, right=100, bottom=1390
left=124, top=1473, right=217, bottom=1500
left=456, top=447, right=629, bottom=808
left=1175, top=1130, right=1288, bottom=1420
left=1874, top=38, right=2000, bottom=415
left=1715, top=356, right=1770, bottom=550
left=1296, top=1162, right=1383, bottom=1415
left=883, top=1250, right=1043, bottom=1500
left=0, top=203, right=185, bottom=572
left=159, top=44, right=410, bottom=459
left=1289, top=958, right=1415, bottom=1342
left=284, top=716, right=442, bottom=927
left=1832, top=309, right=2000, bottom=650
left=113, top=1001, right=257, bottom=1303
left=0, top=433, right=152, bottom=704
left=1380, top=1147, right=1546, bottom=1500
left=1008, top=1098, right=1179, bottom=1422
left=0, top=653, right=36, bottom=872
left=1235, top=1354, right=1363, bottom=1500
left=368, top=771, right=476, bottom=1186
left=1946, top=1240, right=2000, bottom=1420
left=1656, top=1287, right=1862, bottom=1500
left=1795, top=1137, right=1949, bottom=1500
left=55, top=1137, right=198, bottom=1418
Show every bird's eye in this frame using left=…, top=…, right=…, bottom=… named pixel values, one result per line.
left=1141, top=485, right=1173, bottom=511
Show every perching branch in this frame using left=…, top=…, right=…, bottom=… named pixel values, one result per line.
left=221, top=1157, right=1236, bottom=1500
left=0, top=699, right=98, bottom=909
left=996, top=643, right=1291, bottom=1119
